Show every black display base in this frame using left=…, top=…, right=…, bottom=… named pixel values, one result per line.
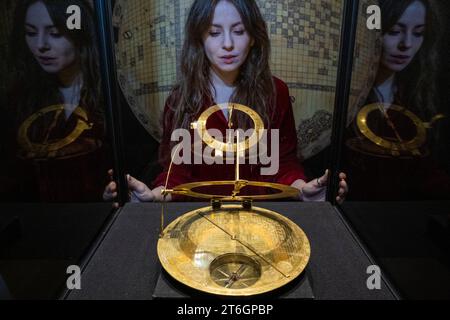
left=0, top=216, right=21, bottom=254
left=152, top=268, right=315, bottom=300
left=428, top=214, right=450, bottom=253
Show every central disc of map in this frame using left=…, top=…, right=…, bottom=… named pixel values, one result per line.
left=157, top=204, right=311, bottom=296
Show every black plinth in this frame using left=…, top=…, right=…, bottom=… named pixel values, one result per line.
left=67, top=202, right=397, bottom=300
left=152, top=268, right=315, bottom=300
left=428, top=214, right=450, bottom=252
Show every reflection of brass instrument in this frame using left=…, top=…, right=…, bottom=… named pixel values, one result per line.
left=17, top=104, right=94, bottom=159
left=157, top=104, right=311, bottom=296
left=348, top=103, right=445, bottom=158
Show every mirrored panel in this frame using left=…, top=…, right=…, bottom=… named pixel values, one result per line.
left=341, top=0, right=450, bottom=299
left=0, top=0, right=114, bottom=299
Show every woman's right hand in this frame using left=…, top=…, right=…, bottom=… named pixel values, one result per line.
left=103, top=169, right=154, bottom=204
left=103, top=170, right=171, bottom=205
left=126, top=174, right=155, bottom=202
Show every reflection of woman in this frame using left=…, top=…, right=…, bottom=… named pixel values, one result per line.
left=371, top=0, right=437, bottom=117
left=104, top=0, right=348, bottom=204
left=345, top=0, right=450, bottom=200
left=3, top=0, right=108, bottom=202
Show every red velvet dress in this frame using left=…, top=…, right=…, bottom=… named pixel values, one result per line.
left=152, top=77, right=307, bottom=200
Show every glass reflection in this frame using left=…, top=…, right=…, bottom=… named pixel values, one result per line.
left=344, top=0, right=450, bottom=201
left=3, top=0, right=109, bottom=202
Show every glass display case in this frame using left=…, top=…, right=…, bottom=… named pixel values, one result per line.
left=339, top=0, right=450, bottom=299
left=0, top=0, right=448, bottom=300
left=0, top=0, right=115, bottom=299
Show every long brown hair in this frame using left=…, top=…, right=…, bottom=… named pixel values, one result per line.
left=379, top=0, right=440, bottom=119
left=167, top=0, right=275, bottom=132
left=9, top=0, right=102, bottom=125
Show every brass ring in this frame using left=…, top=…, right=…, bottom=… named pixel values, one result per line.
left=356, top=103, right=426, bottom=156
left=167, top=180, right=300, bottom=200
left=17, top=104, right=93, bottom=159
left=191, top=103, right=264, bottom=153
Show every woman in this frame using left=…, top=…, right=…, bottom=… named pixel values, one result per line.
left=104, top=0, right=348, bottom=203
left=3, top=0, right=109, bottom=202
left=371, top=0, right=437, bottom=117
left=345, top=0, right=450, bottom=200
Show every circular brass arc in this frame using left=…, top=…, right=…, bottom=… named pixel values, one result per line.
left=192, top=103, right=264, bottom=153
left=170, top=180, right=300, bottom=200
left=157, top=204, right=311, bottom=296
left=357, top=103, right=427, bottom=155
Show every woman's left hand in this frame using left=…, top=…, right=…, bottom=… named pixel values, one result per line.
left=335, top=172, right=348, bottom=204
left=291, top=170, right=348, bottom=204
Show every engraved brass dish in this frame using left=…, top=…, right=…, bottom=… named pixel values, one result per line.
left=157, top=202, right=311, bottom=296
left=157, top=103, right=310, bottom=296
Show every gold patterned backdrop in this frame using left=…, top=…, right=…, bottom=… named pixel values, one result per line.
left=113, top=0, right=380, bottom=160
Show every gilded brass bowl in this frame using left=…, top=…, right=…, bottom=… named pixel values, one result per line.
left=157, top=204, right=311, bottom=296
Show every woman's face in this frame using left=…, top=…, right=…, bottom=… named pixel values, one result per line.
left=25, top=1, right=78, bottom=75
left=381, top=0, right=426, bottom=73
left=203, top=0, right=254, bottom=82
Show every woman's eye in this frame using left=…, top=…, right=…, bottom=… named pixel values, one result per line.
left=209, top=31, right=221, bottom=37
left=413, top=29, right=425, bottom=37
left=234, top=30, right=245, bottom=35
left=25, top=31, right=37, bottom=37
left=49, top=29, right=62, bottom=37
left=387, top=30, right=401, bottom=36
